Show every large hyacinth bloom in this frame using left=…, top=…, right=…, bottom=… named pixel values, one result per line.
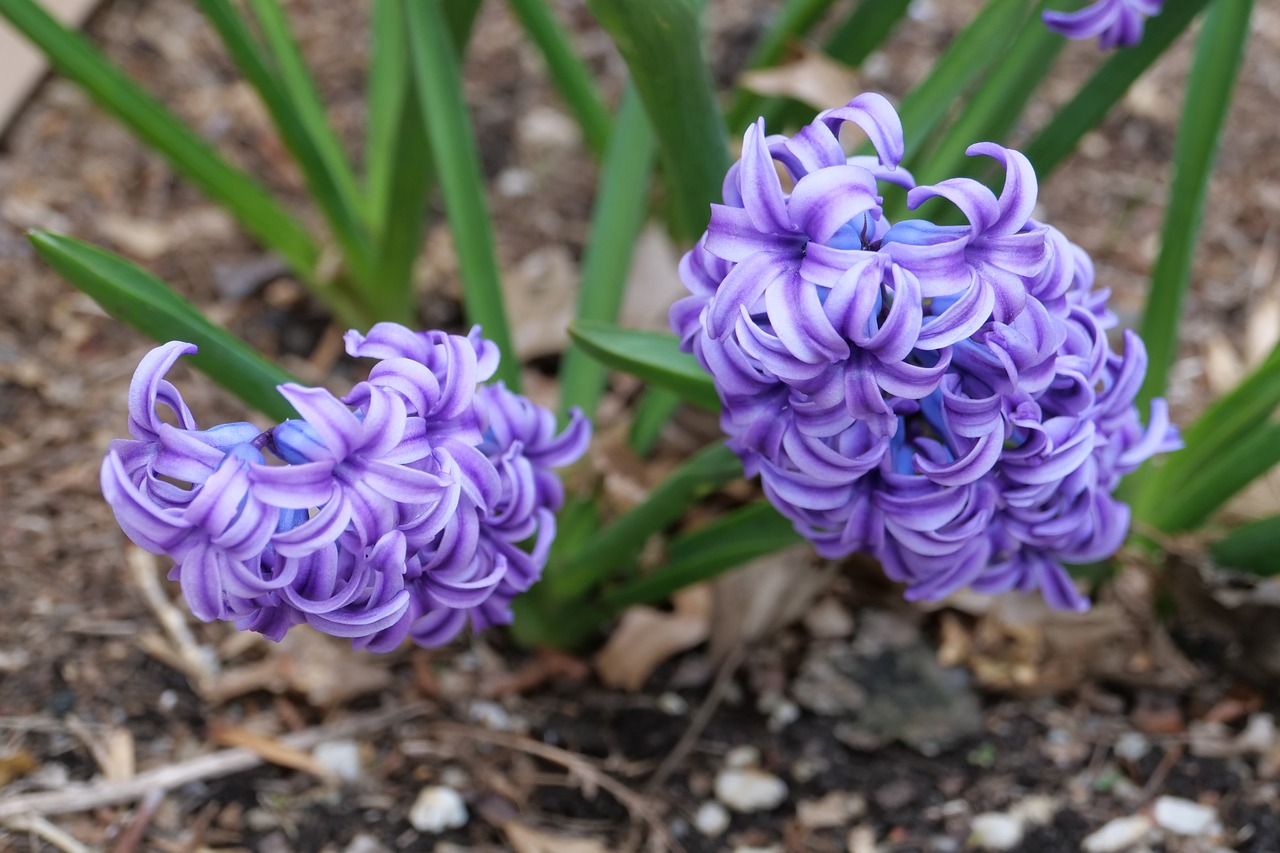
left=102, top=325, right=590, bottom=649
left=1043, top=0, right=1165, bottom=49
left=672, top=93, right=1179, bottom=611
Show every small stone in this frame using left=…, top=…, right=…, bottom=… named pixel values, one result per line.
left=343, top=834, right=390, bottom=853
left=798, top=791, right=867, bottom=828
left=694, top=801, right=730, bottom=837
left=731, top=847, right=781, bottom=853
left=767, top=699, right=800, bottom=732
left=725, top=745, right=761, bottom=768
left=1113, top=732, right=1151, bottom=763
left=1081, top=815, right=1153, bottom=853
left=1152, top=796, right=1221, bottom=836
left=804, top=597, right=855, bottom=639
left=714, top=768, right=789, bottom=813
left=969, top=813, right=1024, bottom=851
left=408, top=786, right=468, bottom=833
left=1010, top=795, right=1059, bottom=828
left=846, top=825, right=879, bottom=853
left=312, top=740, right=362, bottom=781
left=658, top=692, right=689, bottom=715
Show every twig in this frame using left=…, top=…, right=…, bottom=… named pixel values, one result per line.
left=0, top=703, right=425, bottom=820
left=428, top=722, right=683, bottom=853
left=2, top=815, right=95, bottom=853
left=110, top=788, right=164, bottom=853
left=646, top=642, right=746, bottom=793
left=127, top=546, right=219, bottom=695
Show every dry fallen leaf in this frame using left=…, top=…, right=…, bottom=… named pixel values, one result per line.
left=503, top=822, right=617, bottom=853
left=503, top=246, right=579, bottom=359
left=211, top=724, right=339, bottom=784
left=739, top=45, right=862, bottom=111
left=204, top=629, right=394, bottom=708
left=709, top=547, right=832, bottom=663
left=594, top=585, right=712, bottom=691
left=620, top=225, right=689, bottom=332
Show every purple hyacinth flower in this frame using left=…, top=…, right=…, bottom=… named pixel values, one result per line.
left=674, top=94, right=1180, bottom=611
left=1043, top=0, right=1165, bottom=49
left=102, top=328, right=590, bottom=651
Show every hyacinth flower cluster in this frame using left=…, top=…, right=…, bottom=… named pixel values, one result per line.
left=101, top=324, right=590, bottom=649
left=671, top=93, right=1180, bottom=611
left=1043, top=0, right=1165, bottom=49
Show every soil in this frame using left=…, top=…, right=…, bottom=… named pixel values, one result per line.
left=2, top=1, right=1280, bottom=852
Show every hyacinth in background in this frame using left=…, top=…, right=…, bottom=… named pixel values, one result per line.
left=1043, top=0, right=1165, bottom=49
left=101, top=325, right=590, bottom=650
left=671, top=93, right=1180, bottom=611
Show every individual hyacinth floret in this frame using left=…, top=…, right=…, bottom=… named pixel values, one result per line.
left=101, top=324, right=590, bottom=650
left=671, top=93, right=1180, bottom=611
left=1042, top=0, right=1165, bottom=49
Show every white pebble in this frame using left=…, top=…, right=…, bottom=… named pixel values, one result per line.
left=1010, top=795, right=1059, bottom=828
left=1113, top=732, right=1151, bottom=763
left=694, top=801, right=730, bottom=837
left=969, top=812, right=1024, bottom=851
left=1153, top=796, right=1221, bottom=836
left=658, top=692, right=689, bottom=715
left=725, top=745, right=761, bottom=768
left=1081, top=815, right=1153, bottom=853
left=408, top=786, right=468, bottom=833
left=312, top=740, right=362, bottom=781
left=715, top=767, right=789, bottom=812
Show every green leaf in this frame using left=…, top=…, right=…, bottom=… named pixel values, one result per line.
left=1137, top=0, right=1253, bottom=413
left=0, top=0, right=320, bottom=290
left=1211, top=514, right=1280, bottom=576
left=1137, top=342, right=1280, bottom=524
left=587, top=0, right=730, bottom=242
left=1022, top=0, right=1215, bottom=180
left=754, top=0, right=912, bottom=133
left=1146, top=422, right=1280, bottom=532
left=558, top=88, right=657, bottom=420
left=627, top=388, right=681, bottom=456
left=405, top=0, right=519, bottom=388
left=568, top=321, right=719, bottom=412
left=545, top=442, right=743, bottom=601
left=245, top=0, right=374, bottom=286
left=30, top=232, right=299, bottom=422
left=904, top=0, right=1064, bottom=195
left=725, top=0, right=843, bottom=131
left=601, top=502, right=802, bottom=610
left=505, top=0, right=612, bottom=160
left=893, top=0, right=1035, bottom=164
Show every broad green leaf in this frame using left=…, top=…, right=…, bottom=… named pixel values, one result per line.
left=628, top=388, right=681, bottom=456
left=1211, top=514, right=1280, bottom=576
left=0, top=0, right=320, bottom=293
left=568, top=321, right=719, bottom=412
left=30, top=232, right=299, bottom=422
left=726, top=0, right=843, bottom=131
left=587, top=0, right=729, bottom=242
left=1137, top=0, right=1253, bottom=412
left=1146, top=422, right=1280, bottom=532
left=405, top=0, right=519, bottom=388
left=601, top=501, right=802, bottom=610
left=546, top=442, right=743, bottom=600
left=1022, top=0, right=1215, bottom=180
left=1137, top=342, right=1280, bottom=522
left=558, top=88, right=656, bottom=420
left=246, top=0, right=374, bottom=286
left=506, top=0, right=612, bottom=160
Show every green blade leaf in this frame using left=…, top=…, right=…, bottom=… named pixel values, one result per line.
left=1137, top=0, right=1253, bottom=412
left=627, top=388, right=681, bottom=456
left=601, top=501, right=802, bottom=610
left=568, top=321, right=719, bottom=412
left=1146, top=422, right=1280, bottom=532
left=587, top=0, right=730, bottom=242
left=725, top=0, right=843, bottom=131
left=0, top=0, right=319, bottom=286
left=1022, top=0, right=1215, bottom=179
left=558, top=87, right=657, bottom=420
left=405, top=0, right=519, bottom=388
left=245, top=0, right=375, bottom=287
left=545, top=442, right=743, bottom=601
left=893, top=0, right=1035, bottom=164
left=505, top=0, right=612, bottom=160
left=1211, top=514, right=1280, bottom=576
left=30, top=232, right=299, bottom=422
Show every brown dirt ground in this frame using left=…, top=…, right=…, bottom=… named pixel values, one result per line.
left=2, top=1, right=1280, bottom=852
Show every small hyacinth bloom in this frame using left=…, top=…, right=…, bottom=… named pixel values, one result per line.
left=101, top=327, right=590, bottom=650
left=673, top=93, right=1179, bottom=611
left=1043, top=0, right=1165, bottom=49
